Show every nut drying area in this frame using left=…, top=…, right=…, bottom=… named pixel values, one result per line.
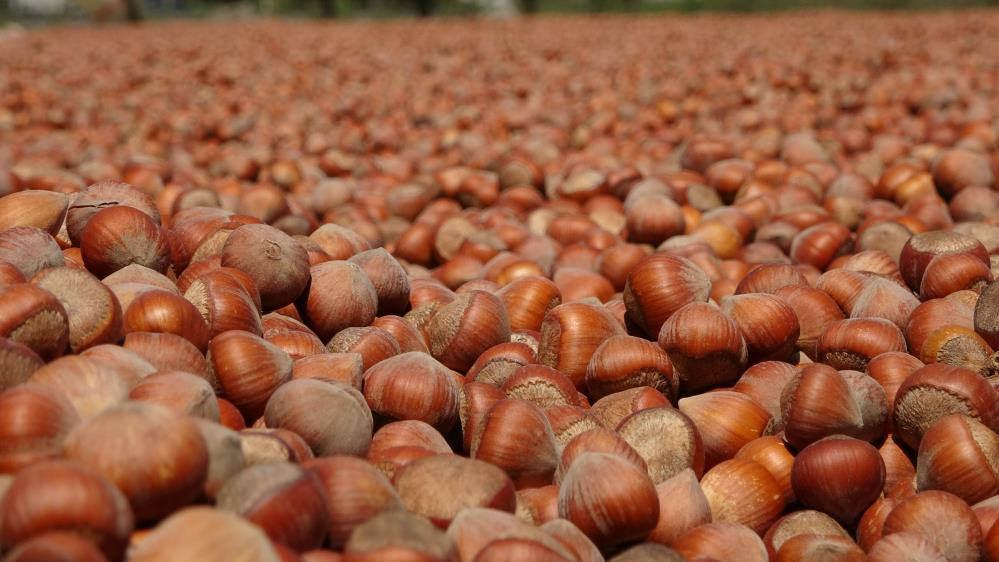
left=0, top=9, right=999, bottom=562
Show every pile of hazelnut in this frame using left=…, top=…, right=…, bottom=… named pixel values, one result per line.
left=1, top=10, right=999, bottom=562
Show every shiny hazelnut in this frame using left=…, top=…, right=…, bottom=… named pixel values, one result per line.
left=123, top=289, right=211, bottom=352
left=672, top=522, right=768, bottom=562
left=304, top=456, right=403, bottom=547
left=623, top=253, right=711, bottom=338
left=298, top=260, right=378, bottom=342
left=657, top=302, right=747, bottom=392
left=0, top=460, right=133, bottom=559
left=585, top=335, right=677, bottom=402
left=815, top=318, right=907, bottom=371
left=63, top=402, right=208, bottom=522
left=80, top=206, right=170, bottom=278
left=779, top=364, right=888, bottom=448
left=700, top=458, right=785, bottom=534
left=557, top=452, right=659, bottom=548
left=791, top=435, right=886, bottom=525
left=471, top=398, right=560, bottom=488
left=882, top=491, right=982, bottom=562
left=720, top=293, right=800, bottom=363
left=538, top=301, right=625, bottom=389
left=678, top=391, right=770, bottom=469
left=216, top=462, right=330, bottom=551
left=899, top=231, right=989, bottom=292
left=129, top=371, right=220, bottom=421
left=428, top=290, right=511, bottom=374
left=363, top=352, right=460, bottom=432
left=916, top=414, right=999, bottom=504
left=209, top=330, right=293, bottom=421
left=0, top=384, right=79, bottom=473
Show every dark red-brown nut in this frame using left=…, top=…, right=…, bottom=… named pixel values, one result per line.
left=657, top=302, right=747, bottom=393
left=899, top=231, right=989, bottom=292
left=123, top=289, right=211, bottom=352
left=623, top=253, right=711, bottom=338
left=184, top=269, right=263, bottom=339
left=80, top=205, right=170, bottom=278
left=0, top=284, right=69, bottom=360
left=0, top=384, right=79, bottom=473
left=720, top=293, right=800, bottom=363
left=363, top=351, right=460, bottom=432
left=208, top=330, right=293, bottom=421
left=557, top=452, right=659, bottom=548
left=428, top=290, right=511, bottom=374
left=585, top=334, right=677, bottom=402
left=815, top=317, right=907, bottom=371
left=791, top=435, right=886, bottom=526
left=265, top=378, right=373, bottom=457
left=916, top=414, right=999, bottom=505
left=216, top=462, right=330, bottom=551
left=65, top=180, right=160, bottom=246
left=0, top=460, right=133, bottom=559
left=304, top=456, right=402, bottom=548
left=678, top=391, right=771, bottom=469
left=471, top=398, right=560, bottom=488
left=221, top=223, right=311, bottom=311
left=63, top=402, right=208, bottom=522
left=779, top=364, right=888, bottom=448
left=538, top=301, right=625, bottom=390
left=789, top=221, right=853, bottom=270
left=496, top=276, right=562, bottom=333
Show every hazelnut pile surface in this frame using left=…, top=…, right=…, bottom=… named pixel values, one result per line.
left=1, top=9, right=999, bottom=562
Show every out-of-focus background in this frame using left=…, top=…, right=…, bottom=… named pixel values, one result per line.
left=1, top=0, right=997, bottom=22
